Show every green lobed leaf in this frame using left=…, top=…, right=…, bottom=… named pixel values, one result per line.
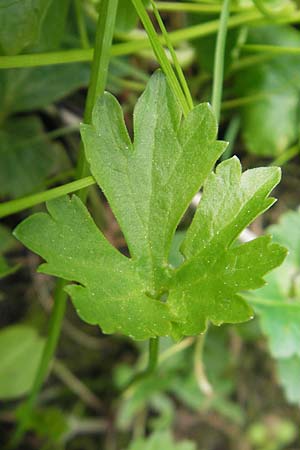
left=0, top=325, right=45, bottom=399
left=15, top=195, right=172, bottom=340
left=0, top=0, right=52, bottom=55
left=169, top=157, right=285, bottom=337
left=81, top=70, right=226, bottom=293
left=15, top=71, right=285, bottom=341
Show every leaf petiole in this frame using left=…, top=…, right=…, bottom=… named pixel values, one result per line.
left=0, top=176, right=95, bottom=219
left=124, top=338, right=160, bottom=392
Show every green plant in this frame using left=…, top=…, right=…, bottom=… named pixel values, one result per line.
left=14, top=70, right=286, bottom=342
left=2, top=0, right=300, bottom=448
left=247, top=209, right=300, bottom=405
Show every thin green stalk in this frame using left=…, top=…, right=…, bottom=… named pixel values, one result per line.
left=194, top=333, right=213, bottom=396
left=111, top=58, right=149, bottom=82
left=154, top=1, right=251, bottom=13
left=83, top=0, right=118, bottom=125
left=44, top=169, right=76, bottom=188
left=193, top=0, right=232, bottom=396
left=44, top=124, right=79, bottom=140
left=10, top=279, right=68, bottom=445
left=270, top=145, right=299, bottom=167
left=212, top=0, right=231, bottom=122
left=109, top=75, right=145, bottom=92
left=0, top=10, right=278, bottom=69
left=112, top=10, right=262, bottom=56
left=0, top=49, right=93, bottom=69
left=52, top=359, right=102, bottom=411
left=150, top=0, right=194, bottom=110
left=251, top=0, right=290, bottom=19
left=124, top=338, right=160, bottom=392
left=230, top=52, right=276, bottom=72
left=131, top=0, right=190, bottom=115
left=75, top=0, right=90, bottom=49
left=148, top=338, right=159, bottom=372
left=221, top=115, right=241, bottom=160
left=242, top=43, right=300, bottom=55
left=0, top=177, right=95, bottom=219
left=221, top=92, right=270, bottom=110
left=10, top=1, right=118, bottom=445
left=158, top=337, right=195, bottom=364
left=76, top=0, right=119, bottom=185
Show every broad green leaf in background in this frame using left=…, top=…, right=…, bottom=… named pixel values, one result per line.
left=0, top=225, right=18, bottom=279
left=15, top=71, right=286, bottom=341
left=235, top=25, right=300, bottom=156
left=0, top=65, right=89, bottom=118
left=0, top=0, right=52, bottom=55
left=0, top=325, right=45, bottom=399
left=247, top=210, right=300, bottom=405
left=36, top=0, right=71, bottom=51
left=110, top=0, right=148, bottom=33
left=277, top=357, right=300, bottom=405
left=127, top=430, right=196, bottom=450
left=0, top=116, right=69, bottom=198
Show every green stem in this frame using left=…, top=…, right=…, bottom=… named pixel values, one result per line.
left=221, top=92, right=270, bottom=110
left=10, top=0, right=118, bottom=445
left=11, top=279, right=68, bottom=445
left=83, top=0, right=118, bottom=125
left=124, top=338, right=159, bottom=391
left=110, top=10, right=263, bottom=56
left=153, top=1, right=251, bottom=13
left=0, top=49, right=93, bottom=69
left=148, top=338, right=159, bottom=372
left=75, top=0, right=90, bottom=49
left=44, top=170, right=76, bottom=188
left=212, top=0, right=231, bottom=123
left=131, top=0, right=190, bottom=115
left=270, top=144, right=299, bottom=167
left=76, top=0, right=119, bottom=185
left=0, top=177, right=95, bottom=219
left=251, top=0, right=289, bottom=19
left=194, top=333, right=213, bottom=396
left=150, top=0, right=194, bottom=110
left=52, top=359, right=102, bottom=411
left=242, top=43, right=300, bottom=55
left=230, top=52, right=276, bottom=72
left=5, top=9, right=300, bottom=69
left=221, top=115, right=241, bottom=160
left=192, top=0, right=232, bottom=401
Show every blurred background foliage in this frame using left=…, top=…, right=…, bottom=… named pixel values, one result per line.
left=1, top=0, right=300, bottom=448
